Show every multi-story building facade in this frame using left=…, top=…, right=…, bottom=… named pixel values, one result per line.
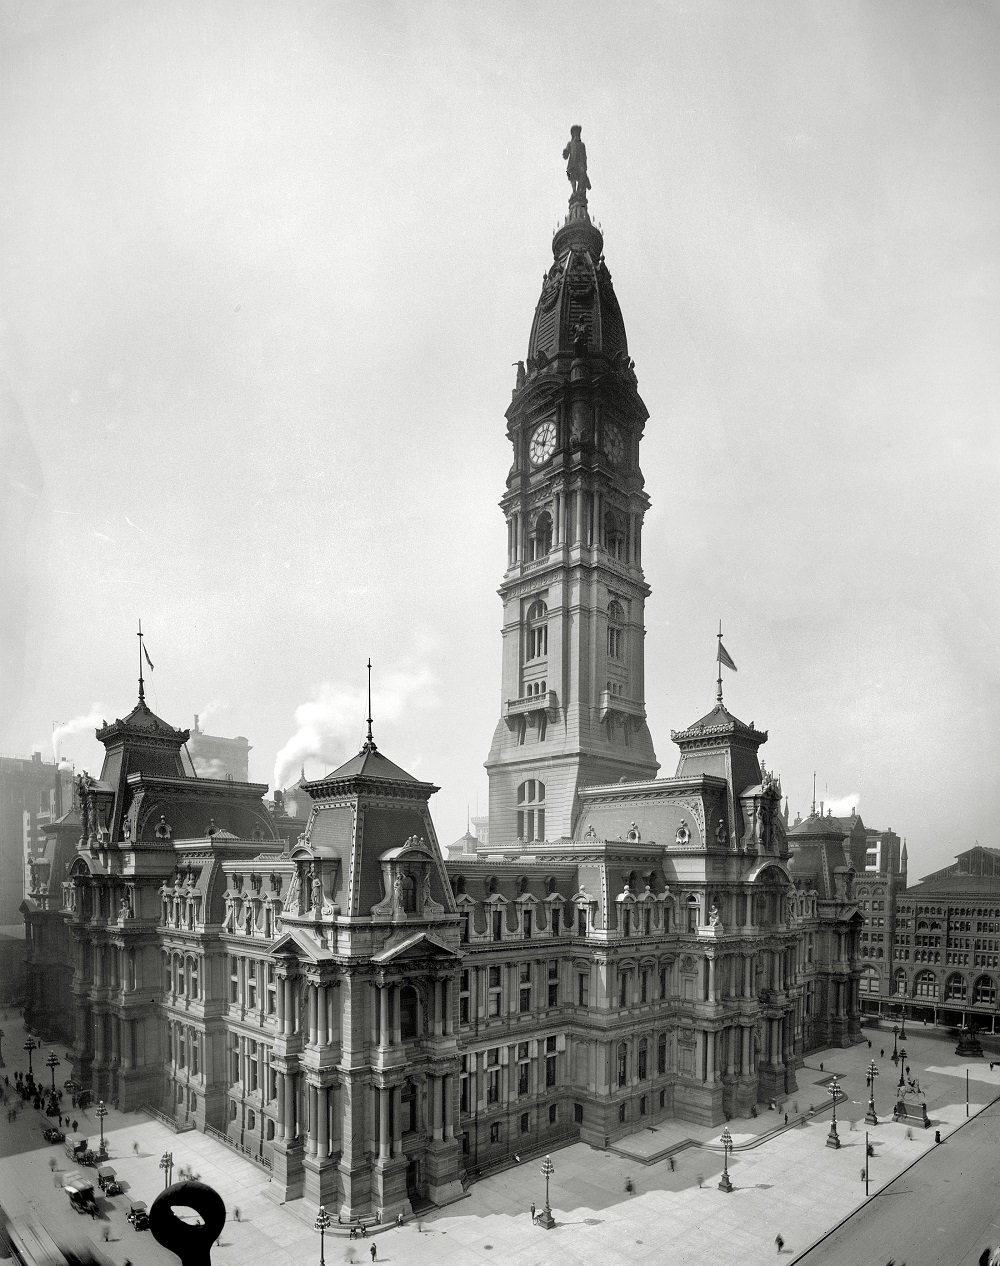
left=1, top=752, right=75, bottom=924
left=23, top=132, right=864, bottom=1219
left=884, top=846, right=1000, bottom=1034
left=186, top=716, right=252, bottom=782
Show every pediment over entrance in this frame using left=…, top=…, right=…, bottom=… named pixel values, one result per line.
left=268, top=925, right=332, bottom=963
left=371, top=931, right=461, bottom=964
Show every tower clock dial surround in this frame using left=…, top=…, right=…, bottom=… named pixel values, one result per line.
left=529, top=420, right=557, bottom=467
left=602, top=422, right=625, bottom=466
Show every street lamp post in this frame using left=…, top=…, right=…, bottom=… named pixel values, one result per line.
left=891, top=1025, right=899, bottom=1062
left=718, top=1126, right=734, bottom=1192
left=23, top=1038, right=37, bottom=1078
left=314, top=1205, right=332, bottom=1266
left=96, top=1100, right=108, bottom=1157
left=826, top=1075, right=842, bottom=1149
left=0, top=1027, right=5, bottom=1068
left=899, top=1005, right=908, bottom=1042
left=159, top=1151, right=173, bottom=1189
left=537, top=1155, right=556, bottom=1229
left=864, top=1130, right=870, bottom=1196
left=46, top=1050, right=60, bottom=1094
left=898, top=1049, right=907, bottom=1093
left=865, top=1060, right=879, bottom=1125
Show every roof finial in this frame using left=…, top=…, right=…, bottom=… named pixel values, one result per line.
left=137, top=619, right=152, bottom=703
left=362, top=658, right=377, bottom=753
left=811, top=771, right=817, bottom=816
left=563, top=125, right=591, bottom=209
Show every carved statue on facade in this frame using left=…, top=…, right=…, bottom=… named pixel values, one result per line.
left=562, top=125, right=591, bottom=201
left=155, top=815, right=172, bottom=841
left=423, top=871, right=432, bottom=908
left=675, top=821, right=691, bottom=847
left=311, top=871, right=323, bottom=912
left=119, top=894, right=132, bottom=920
left=708, top=904, right=720, bottom=927
left=716, top=819, right=728, bottom=846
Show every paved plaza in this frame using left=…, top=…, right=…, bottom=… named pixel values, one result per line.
left=2, top=1009, right=998, bottom=1265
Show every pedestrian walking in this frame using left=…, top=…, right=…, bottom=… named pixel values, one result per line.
left=530, top=1203, right=536, bottom=1221
left=860, top=1168, right=866, bottom=1182
left=72, top=1119, right=78, bottom=1132
left=775, top=1233, right=785, bottom=1253
left=103, top=1227, right=111, bottom=1243
left=396, top=1212, right=403, bottom=1227
left=668, top=1157, right=675, bottom=1172
left=881, top=1048, right=885, bottom=1059
left=783, top=1112, right=788, bottom=1126
left=133, top=1141, right=139, bottom=1156
left=233, top=1207, right=240, bottom=1222
left=819, top=1062, right=824, bottom=1072
left=906, top=1128, right=913, bottom=1141
left=868, top=1039, right=872, bottom=1049
left=697, top=1174, right=704, bottom=1189
left=360, top=1224, right=367, bottom=1238
left=370, top=1244, right=377, bottom=1262
left=49, top=1158, right=56, bottom=1171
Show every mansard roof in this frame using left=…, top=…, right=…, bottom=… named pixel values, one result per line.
left=671, top=703, right=766, bottom=747
left=96, top=697, right=190, bottom=745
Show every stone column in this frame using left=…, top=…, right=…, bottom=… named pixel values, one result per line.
left=317, top=1085, right=329, bottom=1157
left=432, top=981, right=443, bottom=1038
left=284, top=1071, right=297, bottom=1141
left=430, top=1075, right=442, bottom=1142
left=316, top=985, right=327, bottom=1047
left=276, top=974, right=285, bottom=1028
left=726, top=1028, right=736, bottom=1077
left=305, top=1084, right=317, bottom=1156
left=391, top=986, right=402, bottom=1046
left=378, top=1087, right=390, bottom=1160
left=705, top=1030, right=714, bottom=1083
left=707, top=957, right=716, bottom=1003
left=741, top=1026, right=750, bottom=1076
left=392, top=1084, right=403, bottom=1156
left=308, top=985, right=318, bottom=1046
left=443, top=1073, right=454, bottom=1139
left=743, top=955, right=753, bottom=999
left=380, top=986, right=390, bottom=1051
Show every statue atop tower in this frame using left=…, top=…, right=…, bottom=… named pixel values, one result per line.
left=562, top=125, right=591, bottom=204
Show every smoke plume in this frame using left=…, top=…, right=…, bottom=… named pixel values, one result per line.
left=273, top=666, right=438, bottom=792
left=52, top=706, right=106, bottom=761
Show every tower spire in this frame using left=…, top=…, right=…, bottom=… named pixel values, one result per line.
left=811, top=771, right=817, bottom=816
left=362, top=658, right=377, bottom=753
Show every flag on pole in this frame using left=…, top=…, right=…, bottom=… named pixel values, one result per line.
left=143, top=644, right=154, bottom=672
left=717, top=641, right=737, bottom=673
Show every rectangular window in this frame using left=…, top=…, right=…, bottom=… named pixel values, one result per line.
left=229, top=957, right=238, bottom=1004
left=489, top=965, right=502, bottom=1016
left=578, top=972, right=589, bottom=1007
left=523, top=909, right=532, bottom=939
left=490, top=1122, right=501, bottom=1144
left=618, top=972, right=629, bottom=1008
left=548, top=981, right=559, bottom=1007
left=266, top=964, right=276, bottom=1015
left=548, top=1103, right=557, bottom=1125
left=487, top=1070, right=501, bottom=1105
left=659, top=967, right=668, bottom=998
left=574, top=1102, right=584, bottom=1124
left=518, top=1066, right=529, bottom=1095
left=546, top=1056, right=556, bottom=1088
left=520, top=1112, right=530, bottom=1134
left=460, top=1076, right=470, bottom=1114
left=519, top=962, right=532, bottom=1013
left=247, top=961, right=257, bottom=1009
left=551, top=906, right=561, bottom=936
left=460, top=970, right=471, bottom=1025
left=640, top=970, right=648, bottom=1003
left=578, top=907, right=588, bottom=937
left=492, top=909, right=504, bottom=941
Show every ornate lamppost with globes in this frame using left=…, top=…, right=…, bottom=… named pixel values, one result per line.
left=826, top=1075, right=842, bottom=1149
left=865, top=1060, right=879, bottom=1125
left=898, top=1049, right=908, bottom=1093
left=899, top=1003, right=908, bottom=1042
left=159, top=1151, right=173, bottom=1189
left=537, top=1155, right=556, bottom=1229
left=314, top=1205, right=331, bottom=1266
left=46, top=1050, right=60, bottom=1093
left=96, top=1100, right=108, bottom=1157
left=718, top=1126, right=734, bottom=1192
left=891, top=1024, right=899, bottom=1062
left=23, top=1037, right=37, bottom=1078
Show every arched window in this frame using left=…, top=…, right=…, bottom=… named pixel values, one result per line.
left=893, top=968, right=907, bottom=995
left=604, top=511, right=626, bottom=561
left=974, top=975, right=997, bottom=1006
left=945, top=973, right=966, bottom=1002
left=859, top=965, right=880, bottom=994
left=517, top=780, right=545, bottom=842
left=607, top=600, right=625, bottom=660
left=401, top=1080, right=417, bottom=1133
left=617, top=1040, right=628, bottom=1088
left=914, top=970, right=938, bottom=999
left=686, top=894, right=700, bottom=934
left=638, top=1038, right=648, bottom=1081
left=525, top=600, right=548, bottom=660
left=531, top=512, right=553, bottom=559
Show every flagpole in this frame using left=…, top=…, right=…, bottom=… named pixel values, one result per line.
left=716, top=621, right=724, bottom=705
left=138, top=619, right=145, bottom=703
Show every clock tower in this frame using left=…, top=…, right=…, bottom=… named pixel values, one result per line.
left=486, top=130, right=659, bottom=846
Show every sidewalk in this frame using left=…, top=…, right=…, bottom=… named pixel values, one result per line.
left=3, top=1008, right=997, bottom=1266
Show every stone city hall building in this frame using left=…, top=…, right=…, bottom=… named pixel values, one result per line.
left=22, top=134, right=862, bottom=1219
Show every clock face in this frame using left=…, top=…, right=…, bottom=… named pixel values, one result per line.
left=529, top=420, right=557, bottom=466
left=603, top=423, right=625, bottom=466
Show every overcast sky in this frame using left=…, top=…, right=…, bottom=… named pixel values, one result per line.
left=2, top=0, right=998, bottom=875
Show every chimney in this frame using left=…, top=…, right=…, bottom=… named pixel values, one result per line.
left=54, top=764, right=63, bottom=818
left=194, top=714, right=200, bottom=732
